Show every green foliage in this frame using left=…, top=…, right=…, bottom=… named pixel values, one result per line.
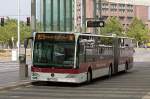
left=0, top=18, right=31, bottom=47
left=0, top=49, right=6, bottom=53
left=127, top=17, right=149, bottom=44
left=99, top=17, right=124, bottom=36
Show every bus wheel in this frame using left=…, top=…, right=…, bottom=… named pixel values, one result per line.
left=125, top=62, right=128, bottom=73
left=87, top=70, right=92, bottom=83
left=108, top=65, right=112, bottom=78
left=31, top=81, right=40, bottom=86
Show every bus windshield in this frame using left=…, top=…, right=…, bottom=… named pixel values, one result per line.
left=33, top=33, right=75, bottom=68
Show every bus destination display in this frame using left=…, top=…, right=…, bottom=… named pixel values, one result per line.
left=35, top=33, right=75, bottom=41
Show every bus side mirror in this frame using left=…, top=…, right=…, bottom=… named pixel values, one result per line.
left=24, top=39, right=28, bottom=49
left=24, top=37, right=33, bottom=48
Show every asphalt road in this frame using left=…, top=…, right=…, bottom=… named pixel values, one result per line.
left=0, top=62, right=19, bottom=85
left=0, top=61, right=31, bottom=86
left=134, top=48, right=150, bottom=62
left=0, top=48, right=150, bottom=99
left=0, top=62, right=150, bottom=99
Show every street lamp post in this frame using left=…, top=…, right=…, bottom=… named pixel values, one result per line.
left=98, top=0, right=102, bottom=34
left=17, top=0, right=20, bottom=59
left=18, top=0, right=26, bottom=80
left=99, top=0, right=102, bottom=19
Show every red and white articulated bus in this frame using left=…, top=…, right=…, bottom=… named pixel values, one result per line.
left=26, top=32, right=134, bottom=83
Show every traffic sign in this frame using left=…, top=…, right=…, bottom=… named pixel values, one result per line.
left=87, top=20, right=105, bottom=27
left=1, top=18, right=4, bottom=26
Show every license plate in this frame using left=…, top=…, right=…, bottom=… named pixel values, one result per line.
left=47, top=78, right=57, bottom=81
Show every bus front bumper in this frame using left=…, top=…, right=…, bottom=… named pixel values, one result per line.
left=31, top=72, right=87, bottom=83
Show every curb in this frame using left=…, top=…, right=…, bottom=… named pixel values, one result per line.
left=0, top=81, right=32, bottom=91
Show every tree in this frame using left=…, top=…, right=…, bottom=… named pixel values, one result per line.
left=127, top=17, right=149, bottom=47
left=0, top=18, right=31, bottom=49
left=99, top=17, right=124, bottom=36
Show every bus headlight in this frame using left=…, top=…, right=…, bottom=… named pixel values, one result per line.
left=32, top=72, right=40, bottom=79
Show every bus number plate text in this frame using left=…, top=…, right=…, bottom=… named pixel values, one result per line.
left=47, top=78, right=57, bottom=81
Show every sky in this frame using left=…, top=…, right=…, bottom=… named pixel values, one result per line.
left=109, top=0, right=150, bottom=5
left=0, top=0, right=149, bottom=20
left=134, top=0, right=150, bottom=5
left=0, top=0, right=30, bottom=20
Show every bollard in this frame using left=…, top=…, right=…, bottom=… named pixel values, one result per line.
left=19, top=54, right=28, bottom=80
left=25, top=64, right=28, bottom=77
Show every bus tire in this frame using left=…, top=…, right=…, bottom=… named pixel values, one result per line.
left=108, top=65, right=112, bottom=78
left=125, top=62, right=128, bottom=73
left=87, top=69, right=92, bottom=83
left=31, top=81, right=39, bottom=86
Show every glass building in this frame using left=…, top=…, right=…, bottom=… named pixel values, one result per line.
left=31, top=0, right=96, bottom=33
left=36, top=0, right=74, bottom=32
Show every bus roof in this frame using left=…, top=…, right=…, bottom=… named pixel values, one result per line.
left=79, top=33, right=133, bottom=39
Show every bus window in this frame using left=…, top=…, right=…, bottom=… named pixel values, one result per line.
left=53, top=44, right=75, bottom=65
left=99, top=37, right=113, bottom=46
left=33, top=41, right=53, bottom=63
left=78, top=39, right=86, bottom=62
left=120, top=38, right=125, bottom=47
left=53, top=44, right=65, bottom=64
left=33, top=39, right=75, bottom=68
left=97, top=37, right=113, bottom=59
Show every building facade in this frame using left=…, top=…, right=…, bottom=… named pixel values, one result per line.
left=97, top=0, right=134, bottom=29
left=134, top=5, right=150, bottom=28
left=35, top=0, right=95, bottom=32
left=34, top=0, right=150, bottom=33
left=96, top=0, right=150, bottom=29
left=78, top=0, right=150, bottom=32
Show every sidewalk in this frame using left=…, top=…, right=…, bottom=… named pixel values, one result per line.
left=134, top=48, right=150, bottom=62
